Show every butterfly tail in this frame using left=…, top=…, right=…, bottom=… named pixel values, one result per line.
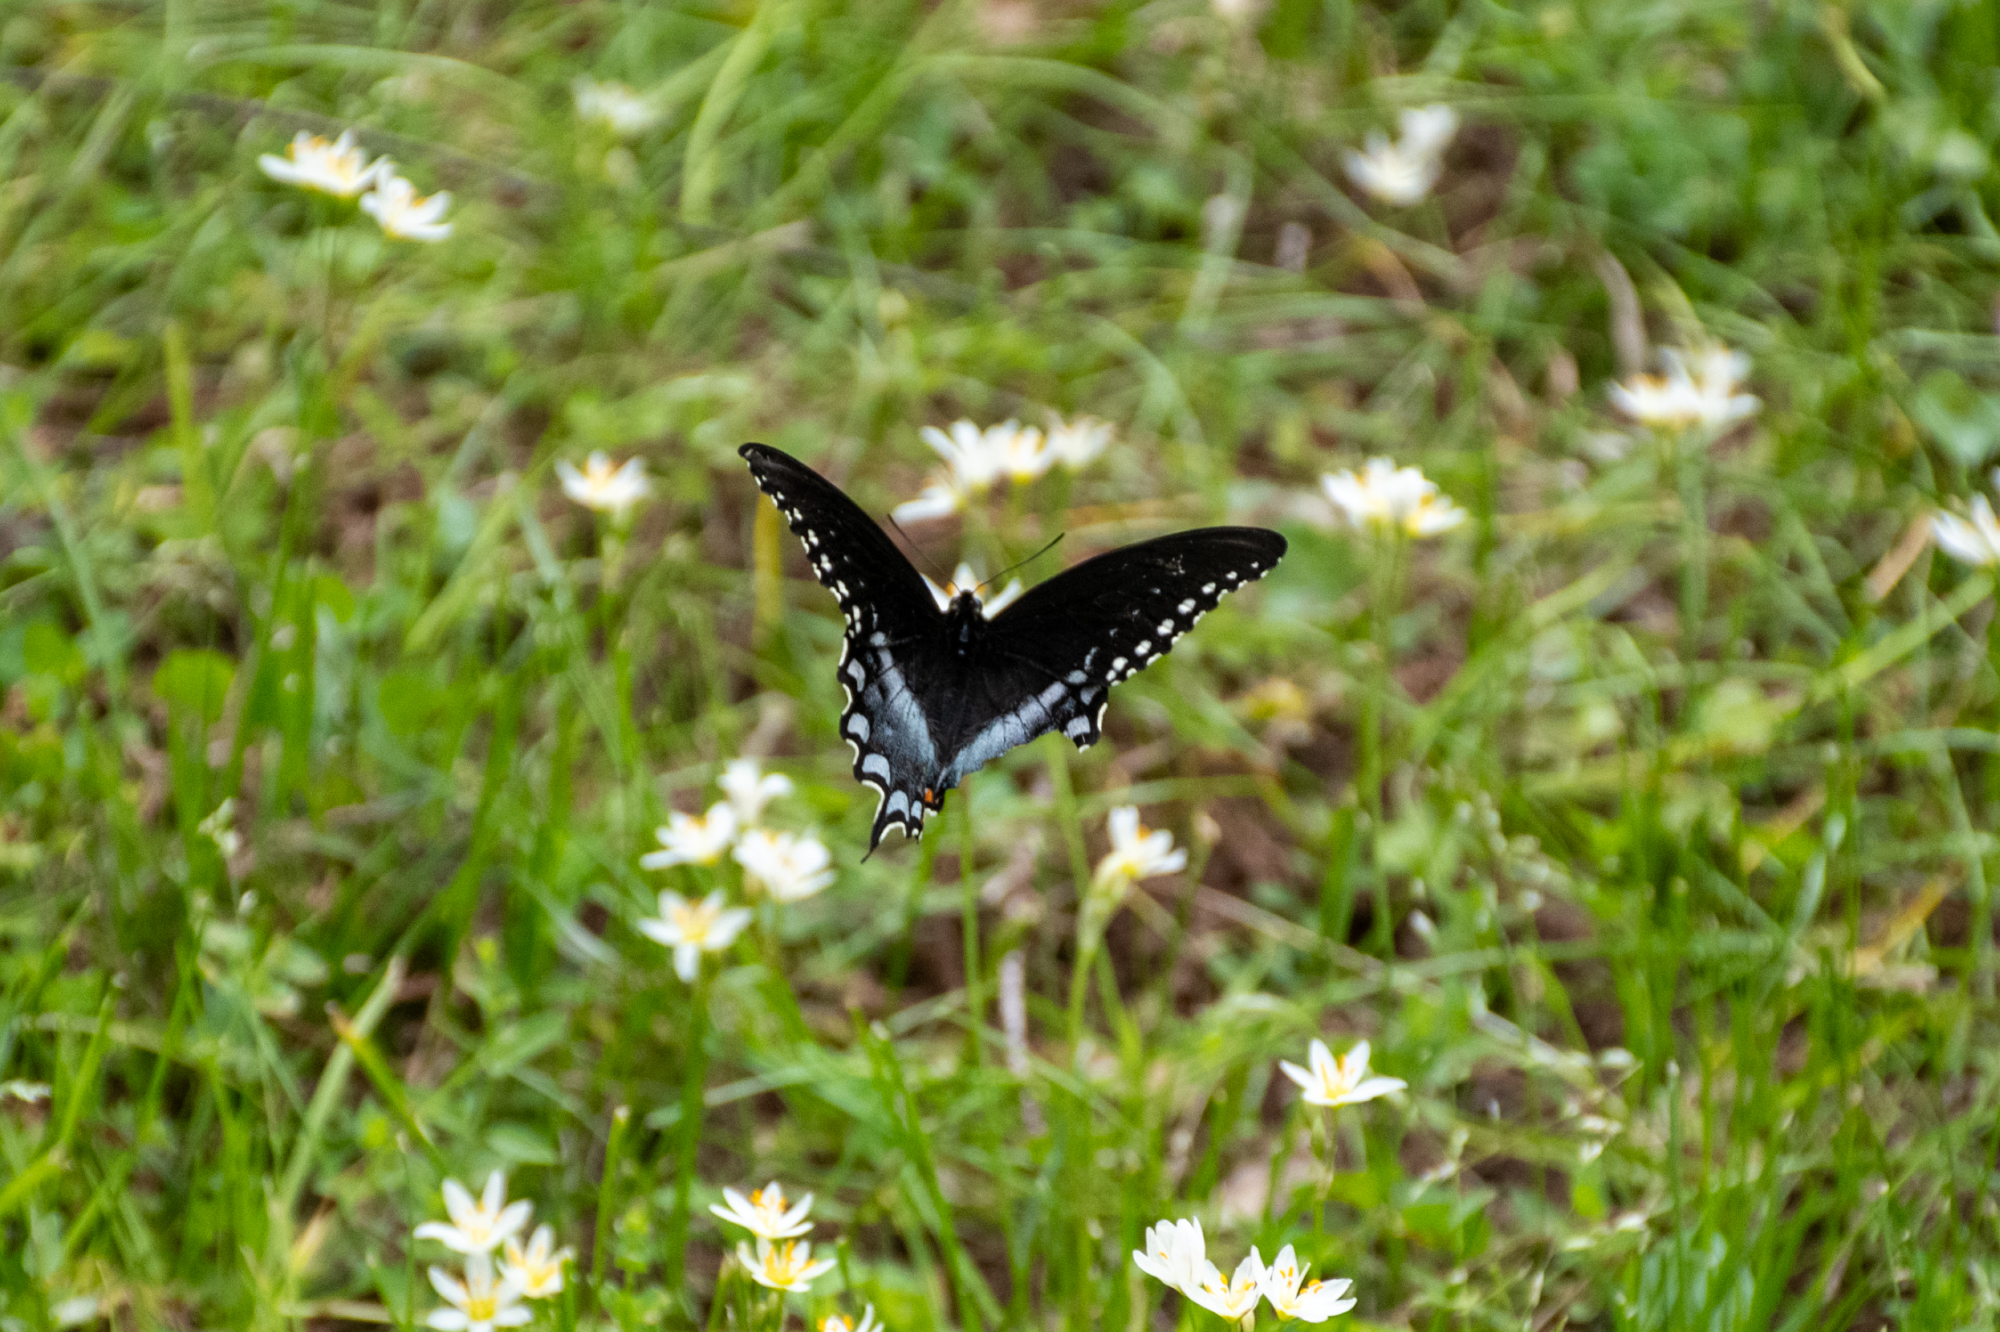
left=863, top=792, right=939, bottom=857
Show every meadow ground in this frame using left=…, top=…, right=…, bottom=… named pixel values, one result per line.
left=3, top=1, right=2000, bottom=1328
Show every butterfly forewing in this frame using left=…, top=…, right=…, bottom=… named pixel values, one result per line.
left=739, top=444, right=941, bottom=642
left=975, top=528, right=1288, bottom=754
left=739, top=444, right=949, bottom=848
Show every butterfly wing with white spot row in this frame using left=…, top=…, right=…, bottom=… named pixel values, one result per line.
left=739, top=444, right=940, bottom=640
left=739, top=444, right=950, bottom=850
left=962, top=527, right=1288, bottom=761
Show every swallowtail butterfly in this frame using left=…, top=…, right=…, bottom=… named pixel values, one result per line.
left=741, top=443, right=1286, bottom=852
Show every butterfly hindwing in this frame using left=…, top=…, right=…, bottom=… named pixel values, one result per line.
left=739, top=444, right=948, bottom=848
left=840, top=631, right=956, bottom=849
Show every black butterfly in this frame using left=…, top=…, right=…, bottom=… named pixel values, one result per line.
left=740, top=443, right=1287, bottom=852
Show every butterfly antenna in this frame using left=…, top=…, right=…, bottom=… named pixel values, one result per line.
left=980, top=534, right=1064, bottom=591
left=885, top=514, right=954, bottom=584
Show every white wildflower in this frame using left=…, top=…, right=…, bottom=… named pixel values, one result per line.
left=1608, top=345, right=1759, bottom=430
left=414, top=1172, right=534, bottom=1255
left=640, top=805, right=740, bottom=869
left=426, top=1253, right=530, bottom=1331
left=710, top=1182, right=815, bottom=1241
left=922, top=562, right=1025, bottom=618
left=1933, top=495, right=2000, bottom=568
left=556, top=452, right=652, bottom=518
left=573, top=79, right=661, bottom=137
left=498, top=1225, right=573, bottom=1300
left=891, top=420, right=1050, bottom=522
left=198, top=798, right=243, bottom=858
left=1344, top=105, right=1459, bottom=205
left=1259, top=1244, right=1357, bottom=1322
left=1320, top=458, right=1467, bottom=538
left=819, top=1306, right=883, bottom=1332
left=926, top=420, right=1012, bottom=490
left=733, top=829, right=835, bottom=903
left=995, top=423, right=1051, bottom=482
left=1396, top=105, right=1461, bottom=159
left=1279, top=1038, right=1406, bottom=1109
left=1187, top=1249, right=1268, bottom=1321
left=1132, top=1217, right=1208, bottom=1295
left=49, top=1296, right=99, bottom=1326
left=718, top=759, right=794, bottom=827
left=1043, top=415, right=1113, bottom=470
left=737, top=1238, right=836, bottom=1293
left=1605, top=372, right=1703, bottom=426
left=889, top=482, right=963, bottom=524
left=635, top=890, right=752, bottom=982
left=1093, top=806, right=1187, bottom=891
left=258, top=130, right=386, bottom=197
left=359, top=171, right=454, bottom=242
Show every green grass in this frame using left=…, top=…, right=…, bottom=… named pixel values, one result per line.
left=4, top=0, right=2000, bottom=1328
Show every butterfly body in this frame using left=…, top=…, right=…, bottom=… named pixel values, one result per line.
left=740, top=443, right=1285, bottom=852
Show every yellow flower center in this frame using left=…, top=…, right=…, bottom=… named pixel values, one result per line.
left=290, top=137, right=368, bottom=186
left=765, top=1242, right=808, bottom=1280
left=671, top=904, right=717, bottom=943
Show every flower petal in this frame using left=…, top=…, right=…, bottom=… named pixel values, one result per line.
left=1350, top=1075, right=1406, bottom=1101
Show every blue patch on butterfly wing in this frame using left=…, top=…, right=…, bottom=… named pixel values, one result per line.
left=941, top=677, right=1081, bottom=788
left=841, top=640, right=944, bottom=851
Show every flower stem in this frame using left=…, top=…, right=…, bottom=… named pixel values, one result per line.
left=1362, top=533, right=1403, bottom=956
left=758, top=899, right=813, bottom=1045
left=1066, top=895, right=1097, bottom=1055
left=1980, top=611, right=2000, bottom=999
left=958, top=786, right=984, bottom=1068
left=1312, top=1109, right=1333, bottom=1242
left=889, top=820, right=940, bottom=991
left=963, top=489, right=995, bottom=571
left=587, top=517, right=638, bottom=771
left=1000, top=480, right=1026, bottom=557
left=1673, top=438, right=1709, bottom=664
left=601, top=524, right=628, bottom=600
left=1042, top=735, right=1094, bottom=1052
left=591, top=1104, right=631, bottom=1309
left=666, top=973, right=712, bottom=1289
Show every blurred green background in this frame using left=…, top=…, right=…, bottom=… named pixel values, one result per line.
left=4, top=0, right=2000, bottom=1328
